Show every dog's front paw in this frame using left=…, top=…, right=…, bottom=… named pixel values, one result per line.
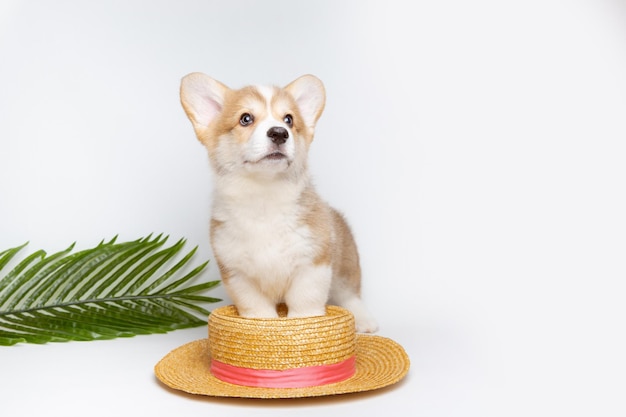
left=355, top=315, right=379, bottom=333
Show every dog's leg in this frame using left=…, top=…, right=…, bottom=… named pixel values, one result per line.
left=285, top=264, right=332, bottom=318
left=224, top=275, right=279, bottom=318
left=330, top=279, right=379, bottom=333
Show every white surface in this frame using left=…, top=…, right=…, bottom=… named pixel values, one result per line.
left=1, top=1, right=625, bottom=416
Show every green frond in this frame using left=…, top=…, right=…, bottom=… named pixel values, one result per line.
left=0, top=242, right=29, bottom=273
left=0, top=235, right=221, bottom=346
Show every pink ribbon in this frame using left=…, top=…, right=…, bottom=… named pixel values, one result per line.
left=210, top=356, right=356, bottom=388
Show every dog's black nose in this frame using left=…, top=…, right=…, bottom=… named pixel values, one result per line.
left=267, top=126, right=289, bottom=145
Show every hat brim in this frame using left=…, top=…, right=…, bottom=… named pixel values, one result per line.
left=154, top=334, right=410, bottom=399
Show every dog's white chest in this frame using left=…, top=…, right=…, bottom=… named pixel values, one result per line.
left=211, top=191, right=314, bottom=294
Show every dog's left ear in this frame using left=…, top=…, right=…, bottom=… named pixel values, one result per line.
left=284, top=75, right=326, bottom=129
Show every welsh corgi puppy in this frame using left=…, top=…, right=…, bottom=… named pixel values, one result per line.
left=180, top=73, right=378, bottom=333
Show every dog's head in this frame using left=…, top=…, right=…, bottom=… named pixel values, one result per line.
left=180, top=73, right=325, bottom=177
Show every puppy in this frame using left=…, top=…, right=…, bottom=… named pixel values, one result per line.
left=180, top=73, right=378, bottom=333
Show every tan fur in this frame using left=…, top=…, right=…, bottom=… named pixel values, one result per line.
left=331, top=210, right=362, bottom=294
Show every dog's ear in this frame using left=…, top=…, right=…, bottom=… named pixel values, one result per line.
left=284, top=75, right=326, bottom=129
left=180, top=73, right=228, bottom=132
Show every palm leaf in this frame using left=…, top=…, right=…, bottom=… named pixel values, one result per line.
left=0, top=235, right=221, bottom=346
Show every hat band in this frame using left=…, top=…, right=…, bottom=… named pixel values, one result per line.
left=210, top=356, right=356, bottom=389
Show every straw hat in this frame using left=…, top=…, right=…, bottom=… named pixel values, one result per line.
left=155, top=304, right=410, bottom=399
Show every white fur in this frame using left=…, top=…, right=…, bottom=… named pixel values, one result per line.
left=210, top=173, right=332, bottom=318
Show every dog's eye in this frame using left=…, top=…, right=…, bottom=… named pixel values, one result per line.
left=283, top=114, right=293, bottom=127
left=240, top=113, right=254, bottom=126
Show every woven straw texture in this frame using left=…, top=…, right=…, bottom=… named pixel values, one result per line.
left=208, top=305, right=356, bottom=370
left=154, top=305, right=410, bottom=399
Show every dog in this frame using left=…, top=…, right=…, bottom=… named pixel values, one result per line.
left=180, top=73, right=378, bottom=333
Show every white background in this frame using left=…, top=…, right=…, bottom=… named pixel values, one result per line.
left=1, top=1, right=625, bottom=416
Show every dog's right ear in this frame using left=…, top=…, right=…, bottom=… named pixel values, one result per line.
left=180, top=73, right=228, bottom=132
